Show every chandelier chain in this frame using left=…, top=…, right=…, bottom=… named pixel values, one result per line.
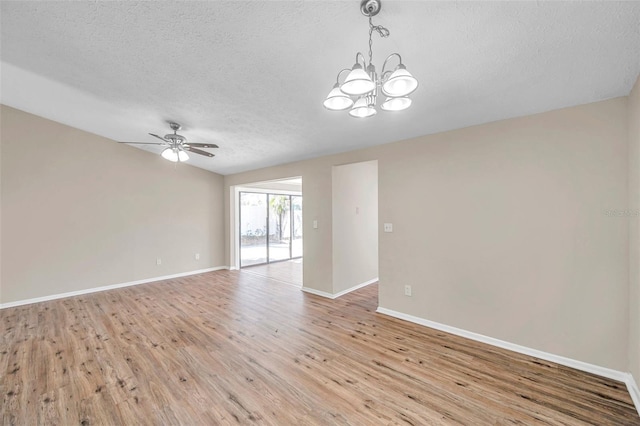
left=368, top=15, right=389, bottom=65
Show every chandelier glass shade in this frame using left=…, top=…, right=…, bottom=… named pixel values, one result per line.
left=349, top=95, right=377, bottom=118
left=323, top=0, right=417, bottom=118
left=341, top=64, right=377, bottom=96
left=323, top=82, right=354, bottom=110
left=381, top=96, right=412, bottom=111
left=382, top=64, right=418, bottom=97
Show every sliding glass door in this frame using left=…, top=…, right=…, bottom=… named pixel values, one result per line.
left=239, top=192, right=302, bottom=268
left=268, top=195, right=291, bottom=262
left=292, top=196, right=303, bottom=258
left=239, top=193, right=268, bottom=267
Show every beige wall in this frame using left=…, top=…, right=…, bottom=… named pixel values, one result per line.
left=332, top=161, right=378, bottom=294
left=629, top=74, right=640, bottom=380
left=226, top=97, right=630, bottom=370
left=0, top=105, right=225, bottom=304
left=0, top=108, right=3, bottom=297
left=377, top=98, right=629, bottom=370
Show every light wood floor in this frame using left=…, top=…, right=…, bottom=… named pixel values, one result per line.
left=242, top=259, right=303, bottom=287
left=1, top=270, right=638, bottom=425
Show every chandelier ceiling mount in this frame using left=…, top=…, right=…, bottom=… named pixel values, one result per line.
left=360, top=0, right=381, bottom=17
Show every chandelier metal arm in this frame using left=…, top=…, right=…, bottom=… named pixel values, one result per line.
left=355, top=52, right=368, bottom=68
left=335, top=68, right=353, bottom=84
left=381, top=53, right=402, bottom=76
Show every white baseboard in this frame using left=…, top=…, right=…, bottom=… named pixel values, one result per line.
left=376, top=306, right=640, bottom=416
left=627, top=374, right=640, bottom=415
left=302, top=277, right=378, bottom=299
left=0, top=266, right=229, bottom=309
left=333, top=278, right=378, bottom=298
left=301, top=287, right=334, bottom=298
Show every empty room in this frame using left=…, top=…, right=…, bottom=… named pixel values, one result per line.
left=1, top=1, right=640, bottom=424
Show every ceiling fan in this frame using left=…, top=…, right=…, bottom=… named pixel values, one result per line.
left=119, top=122, right=218, bottom=163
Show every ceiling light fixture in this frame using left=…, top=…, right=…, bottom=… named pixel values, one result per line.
left=120, top=122, right=219, bottom=164
left=323, top=0, right=418, bottom=118
left=161, top=147, right=189, bottom=163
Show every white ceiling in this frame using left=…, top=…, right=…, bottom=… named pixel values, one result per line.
left=1, top=1, right=639, bottom=175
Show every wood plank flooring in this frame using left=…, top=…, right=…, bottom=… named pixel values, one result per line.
left=1, top=270, right=638, bottom=425
left=242, top=259, right=303, bottom=287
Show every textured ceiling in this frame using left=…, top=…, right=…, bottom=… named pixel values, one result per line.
left=1, top=1, right=639, bottom=175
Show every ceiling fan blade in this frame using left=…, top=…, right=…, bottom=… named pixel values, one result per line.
left=149, top=133, right=170, bottom=143
left=185, top=147, right=215, bottom=157
left=118, top=141, right=166, bottom=145
left=186, top=143, right=219, bottom=149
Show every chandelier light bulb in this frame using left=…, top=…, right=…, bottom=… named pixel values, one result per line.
left=324, top=84, right=354, bottom=110
left=177, top=149, right=189, bottom=162
left=381, top=96, right=412, bottom=111
left=382, top=64, right=418, bottom=97
left=349, top=97, right=377, bottom=118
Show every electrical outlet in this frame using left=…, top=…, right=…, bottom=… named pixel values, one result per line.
left=384, top=223, right=393, bottom=233
left=195, top=253, right=200, bottom=260
left=313, top=220, right=318, bottom=229
left=156, top=258, right=162, bottom=266
left=404, top=285, right=412, bottom=297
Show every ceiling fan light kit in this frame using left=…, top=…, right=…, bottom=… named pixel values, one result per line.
left=161, top=147, right=189, bottom=163
left=119, top=121, right=218, bottom=163
left=323, top=0, right=418, bottom=118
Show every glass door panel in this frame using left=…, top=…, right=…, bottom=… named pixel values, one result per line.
left=240, top=192, right=267, bottom=267
left=268, top=194, right=291, bottom=262
left=291, top=196, right=303, bottom=258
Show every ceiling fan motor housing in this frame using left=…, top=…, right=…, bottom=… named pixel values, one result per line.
left=165, top=134, right=186, bottom=142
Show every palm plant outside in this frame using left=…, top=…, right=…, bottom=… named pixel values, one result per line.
left=270, top=195, right=289, bottom=242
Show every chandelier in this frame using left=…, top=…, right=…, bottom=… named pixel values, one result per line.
left=323, top=0, right=418, bottom=118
